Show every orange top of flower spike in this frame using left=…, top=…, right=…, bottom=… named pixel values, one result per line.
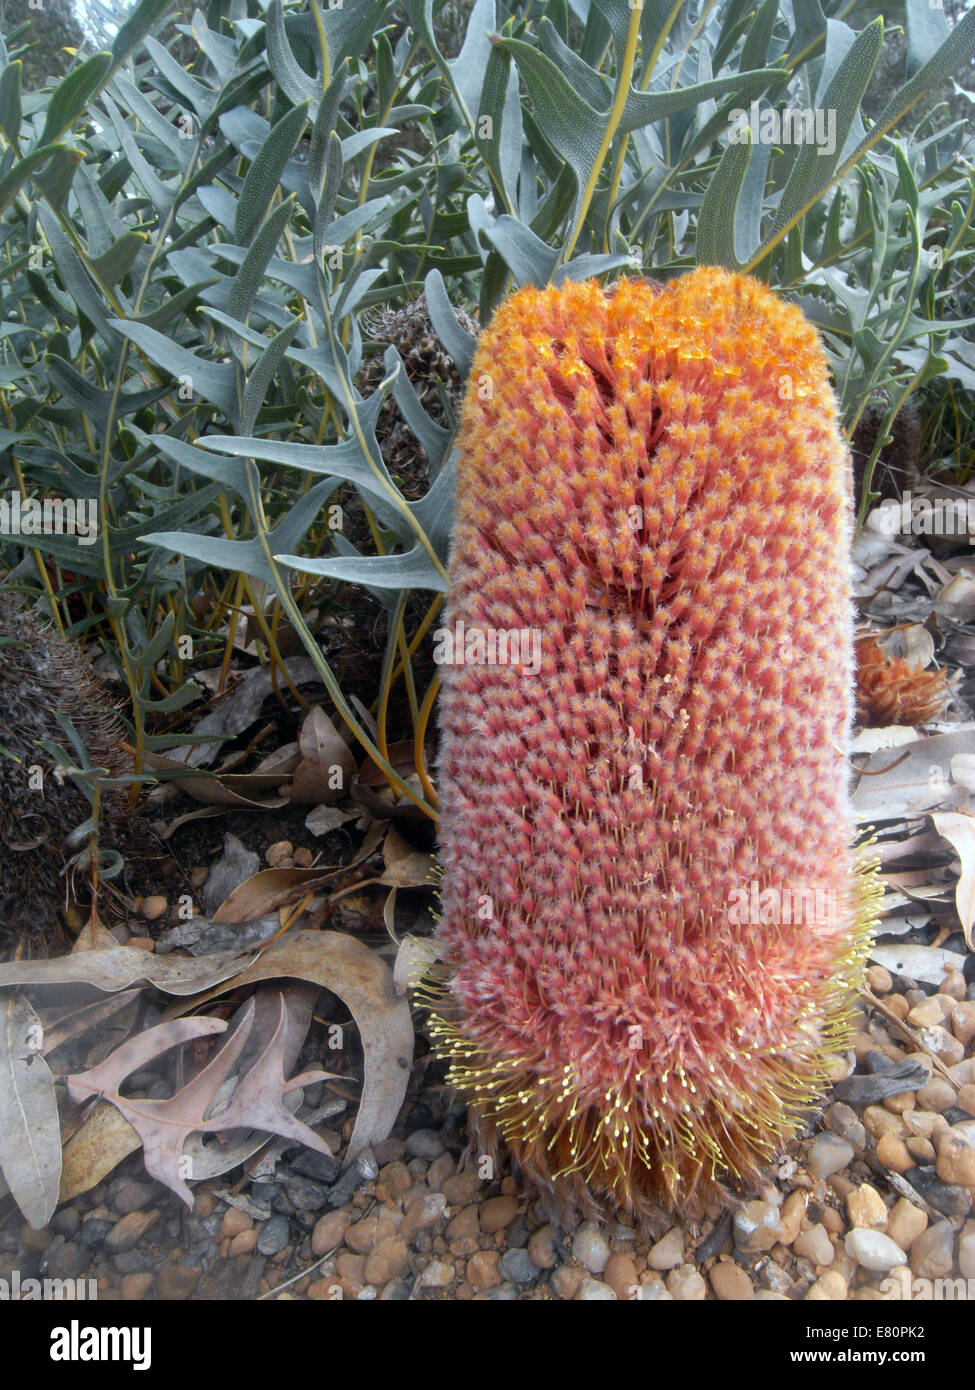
left=429, top=268, right=878, bottom=1218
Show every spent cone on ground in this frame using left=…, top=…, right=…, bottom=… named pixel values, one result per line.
left=0, top=593, right=131, bottom=955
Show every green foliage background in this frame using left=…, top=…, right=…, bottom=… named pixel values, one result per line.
left=1, top=0, right=974, bottom=818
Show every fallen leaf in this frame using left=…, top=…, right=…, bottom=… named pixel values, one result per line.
left=305, top=805, right=358, bottom=838
left=163, top=931, right=413, bottom=1161
left=182, top=983, right=322, bottom=1182
left=203, top=833, right=262, bottom=915
left=164, top=658, right=324, bottom=767
left=0, top=995, right=62, bottom=1228
left=70, top=918, right=119, bottom=953
left=152, top=805, right=226, bottom=840
left=212, top=867, right=339, bottom=923
left=66, top=997, right=336, bottom=1209
left=852, top=729, right=975, bottom=821
left=59, top=1101, right=141, bottom=1204
left=850, top=726, right=921, bottom=754
left=930, top=810, right=975, bottom=949
left=39, top=989, right=143, bottom=1060
left=289, top=706, right=356, bottom=804
left=154, top=916, right=283, bottom=956
left=379, top=827, right=438, bottom=888
left=0, top=946, right=260, bottom=997
left=868, top=942, right=969, bottom=986
left=934, top=568, right=975, bottom=621
left=143, top=748, right=293, bottom=808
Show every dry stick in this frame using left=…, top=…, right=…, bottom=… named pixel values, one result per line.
left=860, top=986, right=961, bottom=1090
left=856, top=990, right=965, bottom=1218
left=255, top=1242, right=342, bottom=1300
left=257, top=1199, right=377, bottom=1300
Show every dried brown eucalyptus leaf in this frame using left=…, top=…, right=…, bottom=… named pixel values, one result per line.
left=0, top=995, right=62, bottom=1228
left=0, top=946, right=260, bottom=996
left=163, top=931, right=413, bottom=1160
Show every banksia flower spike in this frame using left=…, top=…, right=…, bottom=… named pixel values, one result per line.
left=426, top=267, right=882, bottom=1219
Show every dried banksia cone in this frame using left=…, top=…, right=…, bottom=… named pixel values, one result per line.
left=855, top=631, right=952, bottom=726
left=426, top=268, right=881, bottom=1218
left=0, top=595, right=130, bottom=956
left=359, top=293, right=479, bottom=497
left=851, top=396, right=921, bottom=508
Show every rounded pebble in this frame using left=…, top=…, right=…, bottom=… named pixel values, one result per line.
left=571, top=1221, right=611, bottom=1274
left=603, top=1252, right=639, bottom=1299
left=909, top=1219, right=955, bottom=1279
left=709, top=1260, right=754, bottom=1300
left=257, top=1215, right=290, bottom=1256
left=808, top=1132, right=855, bottom=1179
left=844, top=1229, right=906, bottom=1272
left=477, top=1196, right=517, bottom=1234
left=806, top=1271, right=848, bottom=1300
left=846, top=1183, right=888, bottom=1230
left=527, top=1224, right=558, bottom=1269
left=935, top=1130, right=975, bottom=1186
left=575, top=1278, right=616, bottom=1300
left=647, top=1225, right=684, bottom=1270
left=885, top=1198, right=928, bottom=1253
left=405, top=1129, right=445, bottom=1160
left=794, top=1223, right=833, bottom=1266
left=665, top=1264, right=707, bottom=1300
left=499, top=1248, right=542, bottom=1288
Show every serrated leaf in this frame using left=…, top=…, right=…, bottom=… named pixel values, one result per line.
left=485, top=213, right=558, bottom=286
left=171, top=930, right=414, bottom=1161
left=536, top=16, right=610, bottom=109
left=771, top=19, right=882, bottom=240
left=905, top=0, right=950, bottom=78
left=109, top=318, right=239, bottom=419
left=384, top=345, right=450, bottom=465
left=202, top=408, right=412, bottom=541
left=66, top=996, right=335, bottom=1209
left=276, top=543, right=448, bottom=594
left=313, top=133, right=343, bottom=260
left=424, top=269, right=476, bottom=378
left=143, top=35, right=211, bottom=118
left=499, top=37, right=603, bottom=210
left=617, top=66, right=789, bottom=135
left=448, top=0, right=497, bottom=125
left=29, top=144, right=85, bottom=209
left=144, top=474, right=342, bottom=601
left=87, top=229, right=146, bottom=285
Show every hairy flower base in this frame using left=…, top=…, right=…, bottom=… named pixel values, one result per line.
left=422, top=849, right=881, bottom=1218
